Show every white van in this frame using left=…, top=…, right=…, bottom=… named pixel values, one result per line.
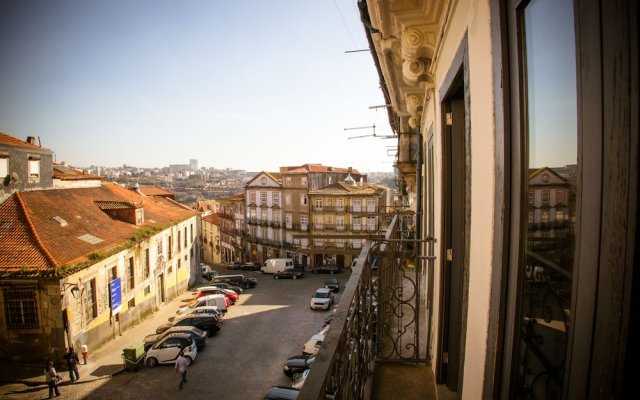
left=178, top=294, right=228, bottom=315
left=261, top=258, right=294, bottom=274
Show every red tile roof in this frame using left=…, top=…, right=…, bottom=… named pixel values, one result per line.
left=0, top=183, right=197, bottom=277
left=138, top=186, right=175, bottom=196
left=284, top=164, right=360, bottom=175
left=53, top=164, right=103, bottom=180
left=0, top=132, right=52, bottom=151
left=202, top=214, right=221, bottom=225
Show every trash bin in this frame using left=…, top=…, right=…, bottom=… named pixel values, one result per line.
left=122, top=341, right=145, bottom=371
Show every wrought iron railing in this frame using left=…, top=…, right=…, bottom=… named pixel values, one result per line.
left=299, top=213, right=431, bottom=399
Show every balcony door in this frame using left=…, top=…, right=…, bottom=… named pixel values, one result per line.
left=438, top=55, right=470, bottom=392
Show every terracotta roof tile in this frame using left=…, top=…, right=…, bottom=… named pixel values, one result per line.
left=53, top=164, right=103, bottom=180
left=0, top=183, right=197, bottom=276
left=202, top=214, right=221, bottom=225
left=0, top=132, right=52, bottom=151
left=138, top=186, right=174, bottom=196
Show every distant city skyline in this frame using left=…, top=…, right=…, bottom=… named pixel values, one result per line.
left=0, top=1, right=395, bottom=173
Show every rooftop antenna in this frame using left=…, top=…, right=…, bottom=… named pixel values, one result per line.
left=345, top=124, right=376, bottom=139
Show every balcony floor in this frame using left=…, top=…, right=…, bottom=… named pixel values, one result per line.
left=370, top=362, right=437, bottom=400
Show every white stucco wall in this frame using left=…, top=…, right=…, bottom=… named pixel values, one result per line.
left=423, top=0, right=497, bottom=396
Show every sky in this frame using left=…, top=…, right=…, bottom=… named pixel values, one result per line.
left=0, top=1, right=395, bottom=173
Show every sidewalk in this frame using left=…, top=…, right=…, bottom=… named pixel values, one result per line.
left=0, top=287, right=199, bottom=398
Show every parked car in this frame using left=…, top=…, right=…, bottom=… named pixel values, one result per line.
left=212, top=274, right=258, bottom=289
left=201, top=263, right=219, bottom=280
left=264, top=386, right=299, bottom=400
left=208, top=282, right=243, bottom=295
left=291, top=369, right=310, bottom=390
left=168, top=305, right=222, bottom=323
left=283, top=354, right=316, bottom=377
left=157, top=313, right=222, bottom=337
left=193, top=286, right=239, bottom=304
left=324, top=277, right=339, bottom=292
left=143, top=326, right=208, bottom=351
left=226, top=261, right=242, bottom=270
left=273, top=267, right=305, bottom=280
left=310, top=288, right=334, bottom=310
left=302, top=333, right=325, bottom=355
left=261, top=258, right=294, bottom=274
left=144, top=333, right=197, bottom=367
left=311, top=264, right=343, bottom=274
left=240, top=262, right=261, bottom=271
left=178, top=294, right=228, bottom=315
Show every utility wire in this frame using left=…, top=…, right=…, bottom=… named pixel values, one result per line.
left=333, top=0, right=358, bottom=49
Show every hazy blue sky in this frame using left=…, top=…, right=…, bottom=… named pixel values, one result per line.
left=0, top=1, right=394, bottom=172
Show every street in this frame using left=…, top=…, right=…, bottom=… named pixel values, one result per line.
left=2, top=267, right=345, bottom=400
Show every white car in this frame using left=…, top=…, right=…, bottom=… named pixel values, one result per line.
left=302, top=333, right=325, bottom=355
left=144, top=333, right=197, bottom=367
left=310, top=288, right=334, bottom=310
left=291, top=369, right=310, bottom=389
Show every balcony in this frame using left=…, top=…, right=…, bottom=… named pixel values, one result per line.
left=298, top=214, right=437, bottom=399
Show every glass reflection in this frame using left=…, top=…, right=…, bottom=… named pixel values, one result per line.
left=517, top=0, right=577, bottom=398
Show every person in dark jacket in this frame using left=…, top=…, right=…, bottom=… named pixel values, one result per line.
left=64, top=346, right=80, bottom=382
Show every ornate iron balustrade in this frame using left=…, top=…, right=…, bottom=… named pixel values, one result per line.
left=299, top=214, right=431, bottom=399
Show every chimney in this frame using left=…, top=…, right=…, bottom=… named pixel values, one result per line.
left=26, top=136, right=36, bottom=145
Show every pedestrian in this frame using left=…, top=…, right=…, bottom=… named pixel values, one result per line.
left=175, top=350, right=189, bottom=390
left=44, top=360, right=61, bottom=398
left=64, top=346, right=80, bottom=382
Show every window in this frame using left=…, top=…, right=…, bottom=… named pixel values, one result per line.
left=261, top=209, right=268, bottom=222
left=143, top=249, right=150, bottom=279
left=541, top=190, right=550, bottom=204
left=178, top=230, right=182, bottom=250
left=326, top=198, right=333, bottom=207
left=300, top=215, right=308, bottom=229
left=83, top=279, right=98, bottom=322
left=336, top=216, right=345, bottom=230
left=556, top=189, right=565, bottom=204
left=28, top=156, right=40, bottom=181
left=367, top=199, right=376, bottom=212
left=3, top=289, right=39, bottom=329
left=128, top=298, right=135, bottom=308
left=127, top=257, right=135, bottom=291
left=273, top=192, right=280, bottom=205
left=157, top=240, right=163, bottom=261
left=301, top=177, right=307, bottom=186
left=353, top=217, right=362, bottom=231
left=315, top=198, right=323, bottom=210
left=249, top=191, right=256, bottom=203
left=261, top=192, right=267, bottom=204
left=286, top=194, right=291, bottom=205
left=314, top=215, right=323, bottom=229
left=0, top=154, right=8, bottom=179
left=273, top=211, right=280, bottom=223
left=184, top=227, right=187, bottom=247
left=555, top=208, right=564, bottom=221
left=168, top=235, right=173, bottom=259
left=107, top=265, right=117, bottom=282
left=135, top=209, right=144, bottom=225
left=336, top=198, right=344, bottom=210
left=352, top=199, right=362, bottom=212
left=286, top=177, right=292, bottom=186
left=528, top=191, right=535, bottom=205
left=367, top=217, right=376, bottom=231
left=250, top=208, right=257, bottom=220
left=300, top=195, right=308, bottom=206
left=286, top=213, right=292, bottom=229
left=325, top=215, right=333, bottom=225
left=144, top=285, right=151, bottom=295
left=190, top=224, right=193, bottom=242
left=178, top=259, right=182, bottom=269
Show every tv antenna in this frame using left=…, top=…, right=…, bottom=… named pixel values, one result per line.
left=345, top=124, right=376, bottom=139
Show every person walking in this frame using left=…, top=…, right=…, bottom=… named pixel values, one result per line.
left=64, top=346, right=80, bottom=382
left=175, top=350, right=189, bottom=390
left=44, top=360, right=61, bottom=398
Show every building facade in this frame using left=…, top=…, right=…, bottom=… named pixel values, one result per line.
left=201, top=213, right=222, bottom=266
left=306, top=180, right=388, bottom=268
left=0, top=183, right=198, bottom=366
left=1, top=132, right=54, bottom=204
left=219, top=194, right=245, bottom=264
left=355, top=0, right=638, bottom=398
left=245, top=172, right=283, bottom=263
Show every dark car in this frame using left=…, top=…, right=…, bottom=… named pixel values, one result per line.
left=240, top=262, right=261, bottom=271
left=273, top=267, right=305, bottom=280
left=212, top=274, right=258, bottom=289
left=143, top=326, right=208, bottom=351
left=209, top=282, right=243, bottom=295
left=324, top=277, right=340, bottom=292
left=264, top=386, right=299, bottom=400
left=156, top=314, right=221, bottom=337
left=311, top=264, right=343, bottom=274
left=226, top=261, right=242, bottom=270
left=282, top=354, right=316, bottom=377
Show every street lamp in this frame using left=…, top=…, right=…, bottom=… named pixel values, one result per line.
left=61, top=283, right=82, bottom=299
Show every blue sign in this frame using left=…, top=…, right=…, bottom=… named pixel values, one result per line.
left=110, top=277, right=122, bottom=315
